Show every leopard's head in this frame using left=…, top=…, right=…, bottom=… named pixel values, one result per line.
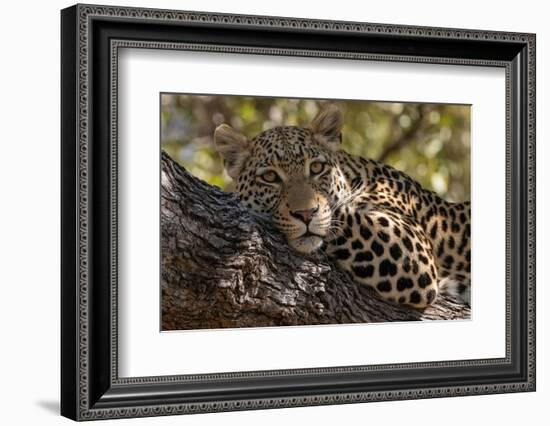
left=214, top=103, right=350, bottom=253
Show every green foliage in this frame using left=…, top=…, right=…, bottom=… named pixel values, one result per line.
left=161, top=95, right=470, bottom=202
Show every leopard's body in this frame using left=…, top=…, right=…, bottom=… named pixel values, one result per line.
left=214, top=104, right=470, bottom=308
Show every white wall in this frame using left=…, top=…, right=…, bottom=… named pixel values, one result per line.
left=0, top=0, right=546, bottom=424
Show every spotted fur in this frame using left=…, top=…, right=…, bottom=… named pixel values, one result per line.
left=214, top=103, right=470, bottom=308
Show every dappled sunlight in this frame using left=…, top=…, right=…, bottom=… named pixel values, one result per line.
left=161, top=95, right=470, bottom=202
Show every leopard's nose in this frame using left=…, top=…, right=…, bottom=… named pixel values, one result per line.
left=290, top=205, right=319, bottom=225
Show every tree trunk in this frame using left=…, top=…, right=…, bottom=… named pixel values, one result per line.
left=161, top=151, right=470, bottom=331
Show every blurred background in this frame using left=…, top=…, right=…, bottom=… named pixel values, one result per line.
left=161, top=95, right=470, bottom=202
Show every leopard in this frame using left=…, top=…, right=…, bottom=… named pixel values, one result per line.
left=214, top=103, right=471, bottom=309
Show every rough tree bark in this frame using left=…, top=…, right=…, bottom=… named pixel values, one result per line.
left=161, top=151, right=470, bottom=330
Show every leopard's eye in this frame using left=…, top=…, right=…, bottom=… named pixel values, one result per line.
left=310, top=161, right=325, bottom=175
left=260, top=170, right=280, bottom=183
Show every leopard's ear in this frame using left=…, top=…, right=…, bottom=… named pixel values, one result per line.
left=310, top=103, right=344, bottom=151
left=214, top=124, right=250, bottom=180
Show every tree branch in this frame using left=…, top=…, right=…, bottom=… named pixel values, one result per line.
left=377, top=106, right=429, bottom=163
left=161, top=151, right=470, bottom=330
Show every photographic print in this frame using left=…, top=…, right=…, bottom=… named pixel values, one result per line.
left=160, top=95, right=471, bottom=330
left=60, top=4, right=536, bottom=420
left=61, top=6, right=535, bottom=419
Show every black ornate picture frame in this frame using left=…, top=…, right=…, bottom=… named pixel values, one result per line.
left=61, top=4, right=536, bottom=421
